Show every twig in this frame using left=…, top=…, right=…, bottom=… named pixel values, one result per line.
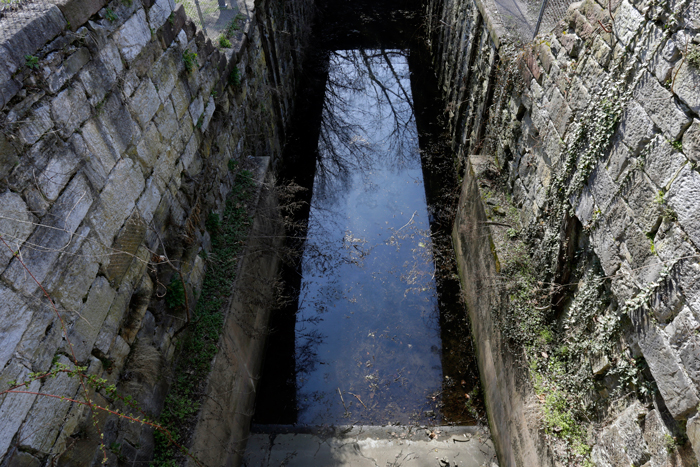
left=337, top=388, right=349, bottom=414
left=348, top=392, right=368, bottom=410
left=396, top=211, right=417, bottom=232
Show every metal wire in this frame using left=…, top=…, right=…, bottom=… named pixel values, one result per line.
left=533, top=0, right=578, bottom=38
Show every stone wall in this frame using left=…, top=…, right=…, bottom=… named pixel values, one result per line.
left=427, top=0, right=700, bottom=464
left=0, top=0, right=314, bottom=464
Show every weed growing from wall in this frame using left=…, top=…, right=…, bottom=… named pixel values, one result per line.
left=152, top=169, right=255, bottom=466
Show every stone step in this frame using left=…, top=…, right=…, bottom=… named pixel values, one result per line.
left=243, top=425, right=498, bottom=467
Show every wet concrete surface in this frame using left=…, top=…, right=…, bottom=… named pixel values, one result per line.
left=243, top=425, right=498, bottom=467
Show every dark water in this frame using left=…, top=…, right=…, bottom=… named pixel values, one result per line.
left=294, top=49, right=441, bottom=425
left=252, top=0, right=483, bottom=428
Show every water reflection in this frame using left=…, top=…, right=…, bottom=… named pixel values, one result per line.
left=294, top=49, right=443, bottom=425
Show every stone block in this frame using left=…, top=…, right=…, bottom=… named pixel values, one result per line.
left=688, top=413, right=700, bottom=463
left=87, top=157, right=145, bottom=245
left=643, top=135, right=687, bottom=190
left=559, top=32, right=582, bottom=58
left=45, top=227, right=101, bottom=314
left=636, top=22, right=665, bottom=66
left=630, top=307, right=700, bottom=418
left=200, top=96, right=215, bottom=132
left=652, top=39, right=681, bottom=84
left=3, top=174, right=94, bottom=295
left=94, top=285, right=130, bottom=354
left=97, top=92, right=141, bottom=156
left=154, top=99, right=178, bottom=141
left=618, top=99, right=656, bottom=156
left=130, top=78, right=162, bottom=128
left=147, top=0, right=175, bottom=31
left=78, top=41, right=123, bottom=106
left=20, top=356, right=83, bottom=453
left=149, top=47, right=182, bottom=103
left=64, top=276, right=117, bottom=362
left=18, top=103, right=53, bottom=145
left=53, top=0, right=108, bottom=31
left=47, top=47, right=90, bottom=94
left=684, top=119, right=700, bottom=162
left=80, top=119, right=119, bottom=181
left=673, top=62, right=700, bottom=115
left=574, top=185, right=596, bottom=226
left=134, top=122, right=162, bottom=174
left=120, top=274, right=152, bottom=345
left=606, top=136, right=634, bottom=181
left=0, top=362, right=41, bottom=460
left=0, top=191, right=37, bottom=271
left=36, top=145, right=80, bottom=201
left=69, top=133, right=107, bottom=191
left=189, top=93, right=205, bottom=125
left=136, top=177, right=162, bottom=223
left=589, top=162, right=617, bottom=211
left=612, top=0, right=644, bottom=46
left=635, top=71, right=692, bottom=140
left=567, top=76, right=590, bottom=112
left=0, top=285, right=35, bottom=371
left=0, top=3, right=66, bottom=65
left=665, top=306, right=700, bottom=350
left=158, top=3, right=186, bottom=47
left=622, top=170, right=662, bottom=234
left=667, top=165, right=700, bottom=251
left=51, top=82, right=91, bottom=138
left=169, top=75, right=191, bottom=120
left=113, top=9, right=151, bottom=63
left=121, top=70, right=140, bottom=98
left=152, top=146, right=178, bottom=191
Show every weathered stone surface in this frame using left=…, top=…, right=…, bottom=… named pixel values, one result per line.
left=154, top=100, right=179, bottom=141
left=0, top=4, right=66, bottom=65
left=96, top=92, right=142, bottom=156
left=0, top=285, right=35, bottom=371
left=47, top=229, right=102, bottom=314
left=0, top=362, right=41, bottom=460
left=673, top=62, right=700, bottom=115
left=53, top=0, right=107, bottom=31
left=623, top=170, right=662, bottom=235
left=688, top=413, right=700, bottom=463
left=200, top=96, right=215, bottom=132
left=149, top=47, right=182, bottom=103
left=78, top=41, right=124, bottom=106
left=618, top=99, right=656, bottom=155
left=113, top=9, right=151, bottom=63
left=136, top=176, right=162, bottom=223
left=87, top=157, right=145, bottom=245
left=64, top=276, right=117, bottom=362
left=47, top=47, right=90, bottom=94
left=20, top=356, right=83, bottom=453
left=37, top=147, right=80, bottom=202
left=169, top=77, right=191, bottom=120
left=643, top=136, right=686, bottom=190
left=612, top=0, right=644, bottom=46
left=606, top=136, right=634, bottom=181
left=3, top=174, right=94, bottom=295
left=667, top=165, right=700, bottom=251
left=134, top=122, right=162, bottom=173
left=147, top=0, right=175, bottom=31
left=18, top=103, right=53, bottom=145
left=683, top=119, right=700, bottom=162
left=130, top=78, right=162, bottom=127
left=80, top=119, right=120, bottom=180
left=0, top=192, right=36, bottom=271
left=630, top=307, right=700, bottom=418
left=635, top=71, right=692, bottom=140
left=589, top=162, right=617, bottom=211
left=51, top=83, right=91, bottom=138
left=152, top=146, right=178, bottom=190
left=189, top=93, right=205, bottom=124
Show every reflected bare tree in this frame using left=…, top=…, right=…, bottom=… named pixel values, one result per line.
left=314, top=49, right=418, bottom=206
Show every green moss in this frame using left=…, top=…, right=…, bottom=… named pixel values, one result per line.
left=152, top=170, right=255, bottom=465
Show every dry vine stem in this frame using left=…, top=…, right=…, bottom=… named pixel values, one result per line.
left=0, top=235, right=204, bottom=466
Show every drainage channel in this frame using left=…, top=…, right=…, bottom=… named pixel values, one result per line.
left=245, top=2, right=496, bottom=465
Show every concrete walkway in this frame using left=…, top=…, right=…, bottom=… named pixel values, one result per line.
left=243, top=425, right=498, bottom=467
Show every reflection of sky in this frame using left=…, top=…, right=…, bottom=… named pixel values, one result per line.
left=295, top=50, right=442, bottom=425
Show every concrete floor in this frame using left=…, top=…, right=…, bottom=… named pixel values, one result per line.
left=243, top=425, right=498, bottom=467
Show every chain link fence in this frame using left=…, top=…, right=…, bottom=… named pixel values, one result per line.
left=532, top=0, right=578, bottom=38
